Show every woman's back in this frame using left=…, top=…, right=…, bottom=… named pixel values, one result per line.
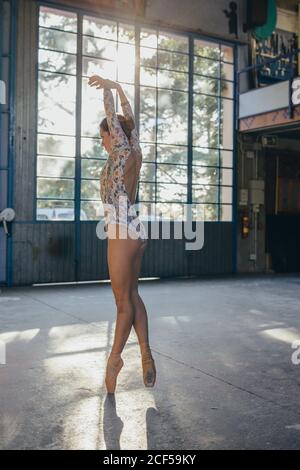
left=124, top=146, right=142, bottom=205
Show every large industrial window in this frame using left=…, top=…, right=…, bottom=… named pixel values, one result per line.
left=36, top=6, right=234, bottom=222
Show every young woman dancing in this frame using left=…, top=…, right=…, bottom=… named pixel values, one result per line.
left=88, top=75, right=156, bottom=394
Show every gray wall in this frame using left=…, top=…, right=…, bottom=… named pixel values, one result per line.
left=146, top=0, right=247, bottom=41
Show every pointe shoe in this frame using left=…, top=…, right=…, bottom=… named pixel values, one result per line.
left=142, top=355, right=156, bottom=387
left=105, top=356, right=124, bottom=394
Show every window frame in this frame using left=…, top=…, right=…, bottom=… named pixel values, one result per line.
left=35, top=2, right=237, bottom=223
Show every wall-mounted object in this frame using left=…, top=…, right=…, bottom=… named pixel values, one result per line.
left=254, top=0, right=277, bottom=40
left=253, top=30, right=298, bottom=87
left=240, top=210, right=250, bottom=238
left=249, top=179, right=265, bottom=206
left=239, top=189, right=249, bottom=206
left=262, top=135, right=278, bottom=147
left=223, top=2, right=238, bottom=38
left=243, top=0, right=268, bottom=32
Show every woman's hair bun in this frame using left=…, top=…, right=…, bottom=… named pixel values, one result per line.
left=100, top=114, right=135, bottom=140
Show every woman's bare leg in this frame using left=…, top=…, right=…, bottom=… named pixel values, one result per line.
left=107, top=236, right=141, bottom=356
left=130, top=240, right=156, bottom=386
left=105, top=233, right=142, bottom=393
left=131, top=241, right=150, bottom=348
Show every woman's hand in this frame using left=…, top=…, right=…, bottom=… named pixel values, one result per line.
left=88, top=75, right=120, bottom=90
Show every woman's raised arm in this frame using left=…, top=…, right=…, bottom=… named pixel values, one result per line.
left=103, top=87, right=129, bottom=151
left=88, top=75, right=129, bottom=152
left=116, top=84, right=140, bottom=151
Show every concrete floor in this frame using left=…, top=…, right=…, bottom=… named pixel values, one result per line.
left=0, top=274, right=300, bottom=450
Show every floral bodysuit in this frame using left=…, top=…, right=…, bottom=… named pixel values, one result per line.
left=99, top=88, right=147, bottom=241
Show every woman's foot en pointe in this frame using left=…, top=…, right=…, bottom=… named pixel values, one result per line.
left=142, top=356, right=156, bottom=387
left=140, top=345, right=156, bottom=387
left=105, top=354, right=124, bottom=394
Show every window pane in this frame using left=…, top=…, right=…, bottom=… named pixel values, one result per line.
left=221, top=80, right=233, bottom=98
left=39, top=28, right=77, bottom=54
left=194, top=56, right=219, bottom=77
left=81, top=137, right=106, bottom=159
left=140, top=47, right=157, bottom=68
left=38, top=49, right=77, bottom=75
left=138, top=202, right=155, bottom=219
left=140, top=143, right=156, bottom=161
left=220, top=186, right=232, bottom=204
left=38, top=134, right=75, bottom=156
left=117, top=43, right=135, bottom=83
left=194, top=39, right=220, bottom=60
left=39, top=7, right=77, bottom=32
left=158, top=32, right=188, bottom=53
left=157, top=145, right=187, bottom=164
left=221, top=45, right=234, bottom=63
left=37, top=156, right=75, bottom=178
left=221, top=150, right=233, bottom=167
left=140, top=162, right=156, bottom=182
left=82, top=36, right=117, bottom=60
left=193, top=76, right=233, bottom=98
left=140, top=67, right=157, bottom=87
left=220, top=168, right=233, bottom=186
left=193, top=148, right=219, bottom=166
left=192, top=204, right=217, bottom=221
left=140, top=29, right=157, bottom=48
left=139, top=182, right=156, bottom=201
left=221, top=61, right=234, bottom=81
left=220, top=204, right=232, bottom=221
left=220, top=99, right=233, bottom=149
left=81, top=158, right=105, bottom=178
left=193, top=166, right=218, bottom=185
left=193, top=94, right=219, bottom=148
left=192, top=185, right=218, bottom=204
left=38, top=72, right=76, bottom=135
left=158, top=50, right=188, bottom=72
left=157, top=183, right=187, bottom=202
left=157, top=164, right=187, bottom=184
left=158, top=69, right=188, bottom=91
left=37, top=199, right=75, bottom=221
left=140, top=87, right=156, bottom=142
left=81, top=179, right=100, bottom=199
left=83, top=16, right=117, bottom=40
left=204, top=204, right=218, bottom=221
left=194, top=76, right=219, bottom=95
left=157, top=90, right=188, bottom=145
left=82, top=57, right=116, bottom=79
left=81, top=200, right=103, bottom=220
left=155, top=202, right=186, bottom=220
left=37, top=177, right=74, bottom=199
left=118, top=23, right=135, bottom=44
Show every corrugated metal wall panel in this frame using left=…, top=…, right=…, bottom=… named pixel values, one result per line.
left=77, top=222, right=233, bottom=284
left=79, top=223, right=108, bottom=281
left=14, top=0, right=37, bottom=221
left=13, top=223, right=75, bottom=285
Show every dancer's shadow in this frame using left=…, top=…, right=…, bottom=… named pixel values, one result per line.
left=103, top=394, right=124, bottom=450
left=146, top=407, right=161, bottom=450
